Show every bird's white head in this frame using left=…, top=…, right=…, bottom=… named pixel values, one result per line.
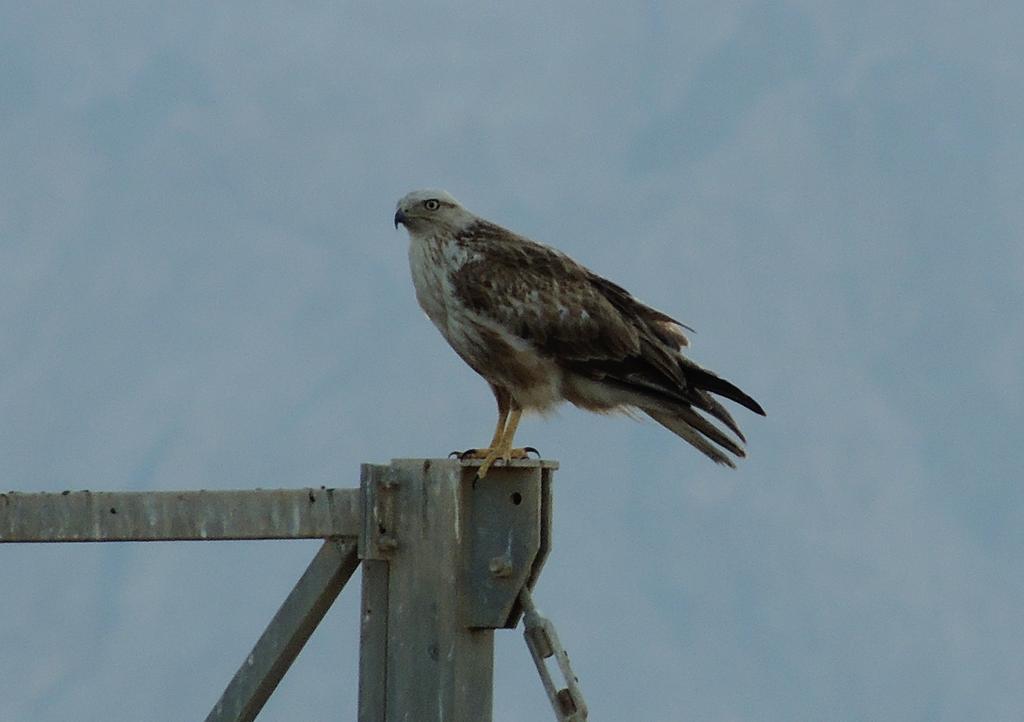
left=394, top=189, right=475, bottom=237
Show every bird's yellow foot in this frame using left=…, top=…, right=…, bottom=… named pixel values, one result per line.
left=450, top=446, right=539, bottom=478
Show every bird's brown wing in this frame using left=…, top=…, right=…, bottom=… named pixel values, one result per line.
left=451, top=221, right=764, bottom=464
left=451, top=222, right=646, bottom=362
left=451, top=222, right=690, bottom=398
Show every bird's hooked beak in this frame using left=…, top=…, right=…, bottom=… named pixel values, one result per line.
left=393, top=208, right=407, bottom=229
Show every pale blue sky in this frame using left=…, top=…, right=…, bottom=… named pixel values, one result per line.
left=2, top=3, right=1022, bottom=720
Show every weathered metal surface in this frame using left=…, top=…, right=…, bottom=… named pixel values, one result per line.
left=463, top=463, right=546, bottom=629
left=357, top=559, right=390, bottom=722
left=359, top=464, right=399, bottom=561
left=359, top=459, right=506, bottom=722
left=206, top=539, right=360, bottom=722
left=508, top=465, right=555, bottom=627
left=455, top=458, right=560, bottom=472
left=0, top=488, right=360, bottom=542
left=530, top=466, right=555, bottom=589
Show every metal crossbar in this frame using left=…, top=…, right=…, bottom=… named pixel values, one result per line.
left=0, top=488, right=360, bottom=542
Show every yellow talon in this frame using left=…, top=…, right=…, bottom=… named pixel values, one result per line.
left=458, top=406, right=530, bottom=479
left=476, top=445, right=532, bottom=478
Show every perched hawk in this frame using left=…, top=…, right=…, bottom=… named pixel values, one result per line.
left=394, top=189, right=765, bottom=477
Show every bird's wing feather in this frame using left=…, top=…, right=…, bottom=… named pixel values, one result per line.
left=584, top=273, right=692, bottom=348
left=451, top=222, right=691, bottom=396
left=451, top=222, right=645, bottom=362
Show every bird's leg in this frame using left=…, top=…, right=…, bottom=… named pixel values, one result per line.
left=486, top=403, right=510, bottom=450
left=477, top=407, right=527, bottom=478
left=456, top=385, right=510, bottom=461
left=453, top=389, right=537, bottom=478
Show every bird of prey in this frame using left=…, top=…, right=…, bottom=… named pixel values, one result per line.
left=394, top=189, right=765, bottom=477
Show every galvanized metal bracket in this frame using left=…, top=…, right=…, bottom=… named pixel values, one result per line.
left=461, top=460, right=556, bottom=629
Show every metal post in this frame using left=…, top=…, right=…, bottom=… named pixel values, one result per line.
left=357, top=458, right=555, bottom=722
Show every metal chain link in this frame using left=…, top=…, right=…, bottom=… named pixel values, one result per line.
left=519, top=587, right=588, bottom=721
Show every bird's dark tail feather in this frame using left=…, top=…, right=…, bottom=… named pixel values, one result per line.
left=680, top=359, right=766, bottom=416
left=691, top=389, right=746, bottom=442
left=647, top=360, right=764, bottom=468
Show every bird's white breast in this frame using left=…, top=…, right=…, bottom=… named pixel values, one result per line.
left=407, top=232, right=479, bottom=335
left=406, top=229, right=564, bottom=411
left=407, top=234, right=446, bottom=327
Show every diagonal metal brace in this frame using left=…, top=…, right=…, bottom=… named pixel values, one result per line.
left=520, top=587, right=588, bottom=722
left=206, top=539, right=360, bottom=722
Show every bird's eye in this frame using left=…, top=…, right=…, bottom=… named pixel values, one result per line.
left=424, top=199, right=440, bottom=211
